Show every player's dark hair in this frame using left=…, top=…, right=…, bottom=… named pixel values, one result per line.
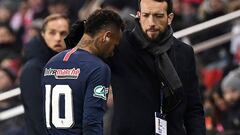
left=138, top=0, right=173, bottom=14
left=84, top=9, right=124, bottom=37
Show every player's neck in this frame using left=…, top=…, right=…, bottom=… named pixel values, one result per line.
left=77, top=34, right=95, bottom=55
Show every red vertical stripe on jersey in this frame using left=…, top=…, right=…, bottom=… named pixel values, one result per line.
left=63, top=47, right=77, bottom=62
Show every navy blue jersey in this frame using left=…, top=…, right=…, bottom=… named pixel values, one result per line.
left=41, top=48, right=110, bottom=135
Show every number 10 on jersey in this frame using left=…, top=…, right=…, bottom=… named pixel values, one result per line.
left=45, top=85, right=74, bottom=128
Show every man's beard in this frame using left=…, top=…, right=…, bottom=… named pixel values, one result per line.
left=142, top=28, right=167, bottom=42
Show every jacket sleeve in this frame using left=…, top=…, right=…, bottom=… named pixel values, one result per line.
left=64, top=20, right=85, bottom=49
left=184, top=47, right=206, bottom=135
left=82, top=65, right=110, bottom=135
left=20, top=63, right=46, bottom=134
left=20, top=64, right=42, bottom=106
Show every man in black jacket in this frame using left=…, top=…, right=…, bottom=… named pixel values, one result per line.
left=20, top=14, right=70, bottom=135
left=65, top=0, right=206, bottom=134
left=108, top=0, right=206, bottom=135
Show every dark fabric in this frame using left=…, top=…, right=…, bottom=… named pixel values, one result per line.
left=109, top=29, right=206, bottom=135
left=222, top=99, right=240, bottom=131
left=20, top=36, right=57, bottom=135
left=132, top=21, right=182, bottom=98
left=64, top=20, right=85, bottom=49
left=63, top=17, right=205, bottom=135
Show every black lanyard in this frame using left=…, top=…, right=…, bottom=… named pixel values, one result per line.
left=160, top=82, right=164, bottom=115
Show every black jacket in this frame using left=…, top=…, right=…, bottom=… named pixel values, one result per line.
left=109, top=30, right=206, bottom=135
left=222, top=99, right=240, bottom=131
left=20, top=36, right=57, bottom=135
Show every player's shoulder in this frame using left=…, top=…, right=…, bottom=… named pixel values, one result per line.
left=88, top=58, right=110, bottom=75
left=48, top=50, right=69, bottom=62
left=45, top=48, right=109, bottom=69
left=73, top=49, right=108, bottom=69
left=42, top=50, right=68, bottom=68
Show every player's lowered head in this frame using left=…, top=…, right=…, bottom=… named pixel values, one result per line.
left=41, top=14, right=70, bottom=53
left=77, top=9, right=124, bottom=58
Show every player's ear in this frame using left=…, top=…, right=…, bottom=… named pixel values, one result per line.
left=103, top=31, right=111, bottom=43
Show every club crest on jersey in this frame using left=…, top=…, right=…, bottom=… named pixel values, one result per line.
left=44, top=68, right=80, bottom=79
left=93, top=85, right=109, bottom=100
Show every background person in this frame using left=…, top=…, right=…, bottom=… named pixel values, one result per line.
left=20, top=13, right=70, bottom=135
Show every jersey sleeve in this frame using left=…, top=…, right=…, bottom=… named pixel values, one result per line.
left=82, top=65, right=111, bottom=135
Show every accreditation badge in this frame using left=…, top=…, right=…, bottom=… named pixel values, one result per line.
left=155, top=112, right=167, bottom=135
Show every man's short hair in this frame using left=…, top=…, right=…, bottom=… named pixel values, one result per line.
left=84, top=9, right=124, bottom=37
left=42, top=14, right=70, bottom=32
left=138, top=0, right=173, bottom=14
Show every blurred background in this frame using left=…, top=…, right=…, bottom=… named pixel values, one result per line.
left=0, top=0, right=240, bottom=135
